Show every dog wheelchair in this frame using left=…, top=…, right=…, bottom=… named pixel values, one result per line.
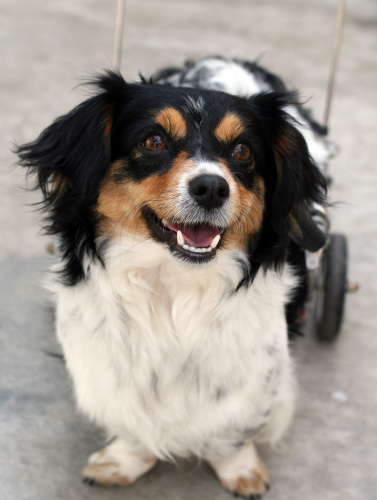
left=302, top=2, right=350, bottom=341
left=288, top=197, right=349, bottom=341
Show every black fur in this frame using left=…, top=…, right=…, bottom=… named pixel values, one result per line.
left=237, top=92, right=326, bottom=286
left=17, top=70, right=326, bottom=289
left=17, top=83, right=113, bottom=284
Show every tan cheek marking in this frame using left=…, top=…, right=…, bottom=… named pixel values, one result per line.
left=223, top=177, right=265, bottom=250
left=215, top=112, right=245, bottom=143
left=215, top=159, right=265, bottom=250
left=96, top=153, right=193, bottom=240
left=155, top=107, right=187, bottom=139
left=97, top=161, right=151, bottom=240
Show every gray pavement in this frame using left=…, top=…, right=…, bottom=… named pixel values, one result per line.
left=1, top=1, right=377, bottom=499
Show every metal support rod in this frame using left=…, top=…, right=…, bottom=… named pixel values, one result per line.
left=113, top=0, right=126, bottom=71
left=323, top=0, right=346, bottom=128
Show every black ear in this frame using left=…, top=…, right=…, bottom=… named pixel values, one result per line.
left=272, top=119, right=328, bottom=251
left=16, top=71, right=127, bottom=203
left=250, top=92, right=327, bottom=251
left=16, top=71, right=128, bottom=285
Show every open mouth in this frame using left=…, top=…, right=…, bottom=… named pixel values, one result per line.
left=143, top=208, right=225, bottom=262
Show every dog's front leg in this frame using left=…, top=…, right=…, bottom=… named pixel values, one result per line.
left=208, top=441, right=269, bottom=498
left=82, top=437, right=157, bottom=487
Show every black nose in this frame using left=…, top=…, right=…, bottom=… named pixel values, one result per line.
left=188, top=174, right=230, bottom=209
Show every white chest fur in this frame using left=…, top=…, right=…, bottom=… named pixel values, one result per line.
left=53, top=239, right=296, bottom=459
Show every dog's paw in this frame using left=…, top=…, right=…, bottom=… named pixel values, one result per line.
left=221, top=459, right=269, bottom=498
left=209, top=442, right=269, bottom=499
left=82, top=438, right=157, bottom=487
left=82, top=458, right=131, bottom=487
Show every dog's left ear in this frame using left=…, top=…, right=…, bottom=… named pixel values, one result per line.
left=250, top=92, right=327, bottom=252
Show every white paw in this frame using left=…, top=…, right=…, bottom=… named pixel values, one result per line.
left=210, top=442, right=269, bottom=498
left=220, top=459, right=269, bottom=498
left=82, top=438, right=157, bottom=487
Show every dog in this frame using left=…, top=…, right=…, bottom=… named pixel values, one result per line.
left=18, top=57, right=331, bottom=498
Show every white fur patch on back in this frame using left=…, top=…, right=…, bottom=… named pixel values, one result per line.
left=157, top=57, right=336, bottom=171
left=182, top=58, right=268, bottom=96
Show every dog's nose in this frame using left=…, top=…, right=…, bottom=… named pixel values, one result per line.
left=189, top=174, right=230, bottom=209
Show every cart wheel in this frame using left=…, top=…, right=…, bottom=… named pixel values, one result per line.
left=315, top=234, right=348, bottom=341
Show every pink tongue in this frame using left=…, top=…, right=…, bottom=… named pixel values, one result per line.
left=167, top=223, right=219, bottom=248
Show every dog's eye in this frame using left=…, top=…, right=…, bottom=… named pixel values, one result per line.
left=142, top=135, right=167, bottom=152
left=233, top=143, right=252, bottom=161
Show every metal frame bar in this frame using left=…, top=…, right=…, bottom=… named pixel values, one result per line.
left=113, top=0, right=126, bottom=71
left=323, top=0, right=346, bottom=128
left=111, top=0, right=346, bottom=128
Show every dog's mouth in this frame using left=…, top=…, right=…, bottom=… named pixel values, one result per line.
left=143, top=208, right=225, bottom=262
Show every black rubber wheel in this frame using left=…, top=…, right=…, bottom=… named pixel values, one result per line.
left=315, top=234, right=348, bottom=341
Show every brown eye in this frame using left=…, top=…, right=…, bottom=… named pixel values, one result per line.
left=142, top=135, right=166, bottom=151
left=233, top=143, right=252, bottom=161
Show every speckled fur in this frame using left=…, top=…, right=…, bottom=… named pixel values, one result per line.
left=51, top=237, right=296, bottom=460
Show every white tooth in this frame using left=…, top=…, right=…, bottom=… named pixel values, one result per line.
left=181, top=243, right=212, bottom=254
left=177, top=230, right=184, bottom=246
left=210, top=235, right=221, bottom=249
left=162, top=218, right=168, bottom=226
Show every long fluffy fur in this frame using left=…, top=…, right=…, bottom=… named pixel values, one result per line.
left=17, top=57, right=330, bottom=495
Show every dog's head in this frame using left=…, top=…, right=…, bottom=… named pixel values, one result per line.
left=17, top=71, right=326, bottom=285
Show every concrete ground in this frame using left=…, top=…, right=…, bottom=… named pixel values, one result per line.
left=1, top=0, right=377, bottom=499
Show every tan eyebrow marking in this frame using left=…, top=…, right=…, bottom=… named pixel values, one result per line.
left=155, top=107, right=187, bottom=139
left=215, top=112, right=245, bottom=143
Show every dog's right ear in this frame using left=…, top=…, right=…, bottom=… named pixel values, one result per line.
left=16, top=71, right=128, bottom=203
